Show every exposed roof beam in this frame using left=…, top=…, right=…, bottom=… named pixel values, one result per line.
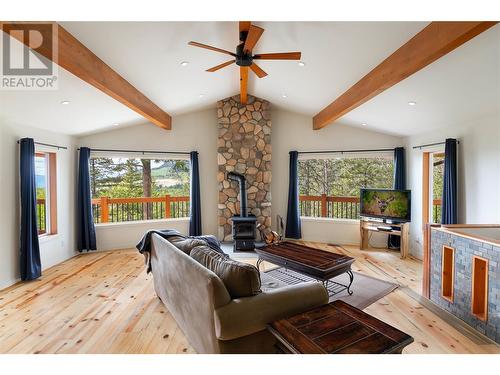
left=1, top=21, right=172, bottom=130
left=313, top=21, right=498, bottom=130
left=240, top=66, right=248, bottom=105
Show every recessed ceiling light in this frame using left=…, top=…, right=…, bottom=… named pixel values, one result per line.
left=113, top=123, right=119, bottom=126
left=180, top=61, right=189, bottom=67
left=408, top=101, right=417, bottom=106
left=282, top=94, right=288, bottom=98
left=199, top=94, right=205, bottom=98
left=298, top=61, right=306, bottom=67
left=362, top=123, right=367, bottom=126
left=60, top=100, right=70, bottom=105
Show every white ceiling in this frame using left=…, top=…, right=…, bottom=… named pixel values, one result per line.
left=0, top=21, right=498, bottom=136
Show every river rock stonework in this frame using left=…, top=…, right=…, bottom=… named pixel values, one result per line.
left=217, top=95, right=272, bottom=241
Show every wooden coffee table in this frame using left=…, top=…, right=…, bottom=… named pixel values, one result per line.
left=269, top=300, right=414, bottom=354
left=255, top=241, right=355, bottom=295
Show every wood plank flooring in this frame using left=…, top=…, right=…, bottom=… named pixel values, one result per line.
left=0, top=242, right=498, bottom=354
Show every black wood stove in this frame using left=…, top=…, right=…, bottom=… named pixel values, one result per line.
left=227, top=172, right=256, bottom=252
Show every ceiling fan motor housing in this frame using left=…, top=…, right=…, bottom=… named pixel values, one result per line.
left=235, top=43, right=253, bottom=66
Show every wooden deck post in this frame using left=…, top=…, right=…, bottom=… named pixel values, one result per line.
left=165, top=195, right=171, bottom=218
left=321, top=194, right=327, bottom=217
left=101, top=197, right=109, bottom=223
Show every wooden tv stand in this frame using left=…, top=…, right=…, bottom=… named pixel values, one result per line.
left=360, top=219, right=410, bottom=259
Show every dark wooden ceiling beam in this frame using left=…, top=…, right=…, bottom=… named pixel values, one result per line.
left=313, top=21, right=498, bottom=130
left=1, top=21, right=172, bottom=130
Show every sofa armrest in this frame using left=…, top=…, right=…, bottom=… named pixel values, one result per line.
left=214, top=282, right=328, bottom=341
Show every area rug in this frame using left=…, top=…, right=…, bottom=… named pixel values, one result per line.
left=264, top=267, right=398, bottom=310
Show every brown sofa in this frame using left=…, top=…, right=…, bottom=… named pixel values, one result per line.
left=149, top=234, right=329, bottom=353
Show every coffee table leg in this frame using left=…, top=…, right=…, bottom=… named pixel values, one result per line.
left=347, top=270, right=354, bottom=295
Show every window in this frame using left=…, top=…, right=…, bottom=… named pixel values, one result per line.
left=422, top=151, right=444, bottom=225
left=35, top=151, right=57, bottom=235
left=298, top=155, right=394, bottom=219
left=431, top=152, right=444, bottom=223
left=90, top=156, right=190, bottom=223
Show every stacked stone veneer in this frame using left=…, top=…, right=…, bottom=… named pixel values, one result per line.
left=217, top=95, right=272, bottom=241
left=430, top=228, right=500, bottom=343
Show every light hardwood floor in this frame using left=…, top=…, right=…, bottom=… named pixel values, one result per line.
left=0, top=243, right=498, bottom=354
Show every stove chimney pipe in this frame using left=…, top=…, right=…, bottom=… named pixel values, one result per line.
left=227, top=171, right=248, bottom=217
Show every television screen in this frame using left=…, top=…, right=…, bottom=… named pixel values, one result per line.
left=360, top=189, right=411, bottom=222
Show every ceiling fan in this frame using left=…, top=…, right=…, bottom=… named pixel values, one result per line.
left=188, top=21, right=301, bottom=105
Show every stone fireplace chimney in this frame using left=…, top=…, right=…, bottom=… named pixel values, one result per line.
left=217, top=95, right=272, bottom=241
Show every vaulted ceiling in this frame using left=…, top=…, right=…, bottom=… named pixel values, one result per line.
left=0, top=21, right=498, bottom=136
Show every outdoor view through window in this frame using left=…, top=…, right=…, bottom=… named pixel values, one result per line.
left=35, top=153, right=49, bottom=234
left=298, top=155, right=394, bottom=219
left=90, top=157, right=190, bottom=223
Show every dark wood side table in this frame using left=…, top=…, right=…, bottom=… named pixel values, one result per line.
left=269, top=300, right=414, bottom=354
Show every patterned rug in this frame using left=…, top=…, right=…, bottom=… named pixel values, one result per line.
left=264, top=267, right=398, bottom=309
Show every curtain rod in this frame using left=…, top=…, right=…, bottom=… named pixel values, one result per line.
left=412, top=140, right=460, bottom=150
left=298, top=148, right=395, bottom=155
left=78, top=147, right=191, bottom=155
left=17, top=140, right=68, bottom=150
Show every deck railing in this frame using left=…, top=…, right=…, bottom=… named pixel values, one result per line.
left=299, top=195, right=360, bottom=219
left=91, top=196, right=190, bottom=223
left=36, top=198, right=46, bottom=234
left=432, top=198, right=442, bottom=224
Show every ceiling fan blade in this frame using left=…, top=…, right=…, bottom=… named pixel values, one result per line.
left=249, top=63, right=268, bottom=78
left=206, top=60, right=235, bottom=72
left=239, top=21, right=251, bottom=33
left=240, top=66, right=248, bottom=105
left=253, top=52, right=302, bottom=60
left=188, top=41, right=236, bottom=57
left=243, top=25, right=264, bottom=53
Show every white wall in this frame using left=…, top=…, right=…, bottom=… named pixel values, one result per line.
left=77, top=109, right=219, bottom=250
left=405, top=112, right=500, bottom=259
left=0, top=120, right=77, bottom=289
left=271, top=109, right=404, bottom=245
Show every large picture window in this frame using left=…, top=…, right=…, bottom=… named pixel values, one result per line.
left=90, top=156, right=190, bottom=223
left=298, top=154, right=394, bottom=219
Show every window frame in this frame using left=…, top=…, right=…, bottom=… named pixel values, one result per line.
left=35, top=149, right=57, bottom=237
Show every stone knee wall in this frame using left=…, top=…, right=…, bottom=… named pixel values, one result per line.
left=217, top=95, right=272, bottom=241
left=430, top=228, right=500, bottom=343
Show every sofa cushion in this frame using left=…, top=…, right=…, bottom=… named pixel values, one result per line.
left=169, top=237, right=207, bottom=255
left=190, top=246, right=261, bottom=299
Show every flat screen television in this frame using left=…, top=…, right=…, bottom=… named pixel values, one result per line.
left=360, top=188, right=411, bottom=223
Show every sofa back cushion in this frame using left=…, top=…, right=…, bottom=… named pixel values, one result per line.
left=191, top=246, right=261, bottom=299
left=169, top=237, right=207, bottom=255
